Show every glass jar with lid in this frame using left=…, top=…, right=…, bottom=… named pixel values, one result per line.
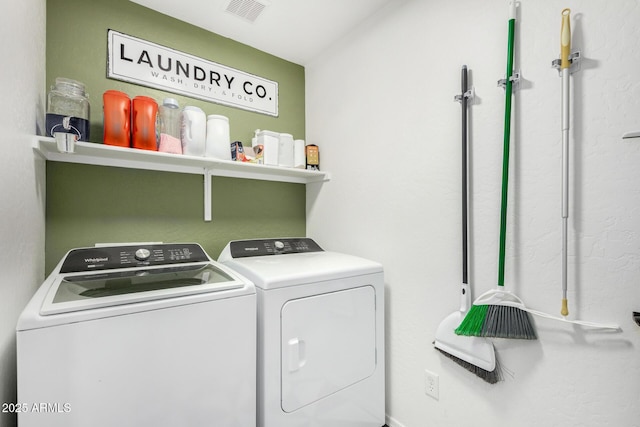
left=46, top=77, right=91, bottom=142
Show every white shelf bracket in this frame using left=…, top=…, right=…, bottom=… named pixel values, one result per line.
left=204, top=169, right=212, bottom=222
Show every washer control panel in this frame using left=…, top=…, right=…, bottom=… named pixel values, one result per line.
left=59, top=243, right=209, bottom=273
left=229, top=238, right=323, bottom=258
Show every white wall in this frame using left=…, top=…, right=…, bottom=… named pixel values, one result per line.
left=306, top=0, right=640, bottom=426
left=0, top=2, right=47, bottom=427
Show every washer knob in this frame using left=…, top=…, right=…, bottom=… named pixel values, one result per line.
left=274, top=241, right=285, bottom=250
left=135, top=248, right=151, bottom=261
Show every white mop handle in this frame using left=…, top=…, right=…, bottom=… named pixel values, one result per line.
left=562, top=71, right=570, bottom=220
left=561, top=77, right=569, bottom=315
left=473, top=289, right=620, bottom=330
left=524, top=307, right=620, bottom=330
left=560, top=8, right=571, bottom=317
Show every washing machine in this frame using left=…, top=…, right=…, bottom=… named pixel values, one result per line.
left=16, top=243, right=256, bottom=427
left=218, top=238, right=385, bottom=427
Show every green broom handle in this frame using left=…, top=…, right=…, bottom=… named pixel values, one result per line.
left=498, top=4, right=516, bottom=288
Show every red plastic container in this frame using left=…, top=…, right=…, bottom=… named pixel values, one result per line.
left=103, top=90, right=131, bottom=147
left=132, top=96, right=158, bottom=151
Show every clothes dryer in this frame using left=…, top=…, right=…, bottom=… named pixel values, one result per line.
left=17, top=243, right=256, bottom=427
left=219, top=238, right=385, bottom=427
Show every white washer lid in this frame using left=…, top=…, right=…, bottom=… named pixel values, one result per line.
left=17, top=243, right=256, bottom=331
left=40, top=262, right=243, bottom=316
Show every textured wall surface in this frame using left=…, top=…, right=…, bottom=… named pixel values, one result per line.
left=0, top=2, right=46, bottom=427
left=306, top=0, right=640, bottom=426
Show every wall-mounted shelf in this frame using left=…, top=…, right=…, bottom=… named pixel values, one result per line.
left=33, top=136, right=330, bottom=221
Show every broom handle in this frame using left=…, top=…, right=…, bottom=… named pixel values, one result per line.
left=461, top=65, right=470, bottom=312
left=498, top=0, right=517, bottom=288
left=560, top=8, right=571, bottom=316
left=462, top=65, right=469, bottom=286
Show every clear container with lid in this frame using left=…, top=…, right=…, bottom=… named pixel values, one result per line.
left=46, top=77, right=91, bottom=141
left=159, top=98, right=181, bottom=139
left=158, top=98, right=182, bottom=154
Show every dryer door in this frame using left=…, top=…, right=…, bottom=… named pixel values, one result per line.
left=280, top=285, right=376, bottom=413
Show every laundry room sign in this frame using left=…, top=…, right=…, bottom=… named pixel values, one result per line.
left=107, top=30, right=279, bottom=116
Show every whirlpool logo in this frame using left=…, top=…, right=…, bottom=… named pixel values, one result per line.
left=85, top=257, right=108, bottom=263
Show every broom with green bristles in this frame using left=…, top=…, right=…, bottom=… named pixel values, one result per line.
left=455, top=0, right=536, bottom=340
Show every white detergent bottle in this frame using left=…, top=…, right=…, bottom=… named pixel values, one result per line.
left=278, top=133, right=294, bottom=168
left=181, top=106, right=206, bottom=156
left=294, top=139, right=306, bottom=169
left=205, top=114, right=231, bottom=160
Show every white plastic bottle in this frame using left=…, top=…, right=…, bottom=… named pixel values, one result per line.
left=205, top=115, right=231, bottom=160
left=181, top=106, right=206, bottom=156
left=278, top=133, right=294, bottom=168
left=294, top=139, right=306, bottom=169
left=256, top=130, right=280, bottom=166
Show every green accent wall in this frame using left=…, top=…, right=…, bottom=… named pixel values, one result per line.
left=45, top=0, right=307, bottom=273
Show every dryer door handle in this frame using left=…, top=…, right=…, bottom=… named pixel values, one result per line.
left=287, top=338, right=307, bottom=372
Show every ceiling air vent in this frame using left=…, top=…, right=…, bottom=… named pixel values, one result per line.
left=225, top=0, right=269, bottom=23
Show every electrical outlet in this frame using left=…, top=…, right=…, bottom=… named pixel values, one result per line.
left=424, top=369, right=439, bottom=400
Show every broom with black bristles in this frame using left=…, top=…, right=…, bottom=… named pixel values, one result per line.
left=434, top=65, right=501, bottom=384
left=455, top=0, right=536, bottom=340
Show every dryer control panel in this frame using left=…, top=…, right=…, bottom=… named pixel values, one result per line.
left=228, top=238, right=323, bottom=258
left=59, top=243, right=209, bottom=273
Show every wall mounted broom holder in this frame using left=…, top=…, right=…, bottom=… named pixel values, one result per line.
left=454, top=87, right=475, bottom=103
left=545, top=49, right=640, bottom=162
left=497, top=70, right=521, bottom=91
left=551, top=49, right=582, bottom=75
